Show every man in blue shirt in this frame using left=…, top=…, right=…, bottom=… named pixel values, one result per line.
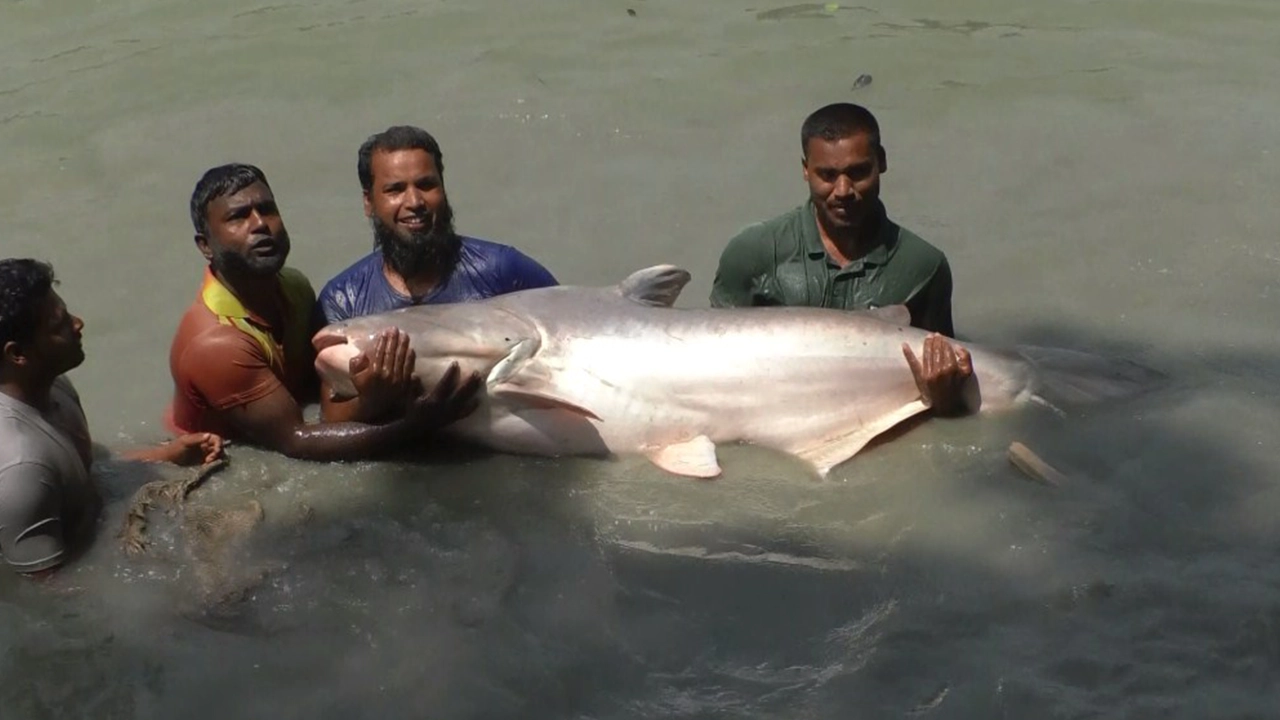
left=318, top=125, right=558, bottom=423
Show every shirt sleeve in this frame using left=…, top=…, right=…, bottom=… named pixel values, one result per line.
left=710, top=227, right=767, bottom=308
left=906, top=257, right=956, bottom=337
left=318, top=284, right=353, bottom=325
left=501, top=248, right=559, bottom=291
left=0, top=463, right=66, bottom=573
left=177, top=330, right=284, bottom=411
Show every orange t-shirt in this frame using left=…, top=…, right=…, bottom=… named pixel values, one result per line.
left=165, top=267, right=320, bottom=437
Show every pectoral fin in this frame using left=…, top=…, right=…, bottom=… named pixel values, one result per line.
left=645, top=435, right=722, bottom=479
left=794, top=399, right=929, bottom=477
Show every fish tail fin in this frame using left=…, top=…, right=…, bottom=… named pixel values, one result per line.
left=1014, top=345, right=1167, bottom=409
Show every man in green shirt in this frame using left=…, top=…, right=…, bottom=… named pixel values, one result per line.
left=710, top=102, right=973, bottom=415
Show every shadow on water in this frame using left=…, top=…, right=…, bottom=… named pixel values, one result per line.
left=4, top=321, right=1280, bottom=719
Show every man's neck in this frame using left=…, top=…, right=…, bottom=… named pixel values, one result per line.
left=213, top=267, right=280, bottom=321
left=381, top=260, right=445, bottom=300
left=0, top=375, right=55, bottom=411
left=817, top=216, right=880, bottom=268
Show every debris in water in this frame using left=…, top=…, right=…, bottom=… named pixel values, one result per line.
left=627, top=8, right=636, bottom=16
left=1007, top=441, right=1068, bottom=487
left=852, top=73, right=873, bottom=90
left=119, top=458, right=228, bottom=554
left=908, top=684, right=949, bottom=714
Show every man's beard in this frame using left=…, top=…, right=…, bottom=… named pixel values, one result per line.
left=210, top=230, right=291, bottom=279
left=372, top=201, right=460, bottom=284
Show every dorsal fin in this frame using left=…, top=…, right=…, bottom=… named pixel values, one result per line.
left=617, top=265, right=692, bottom=307
left=858, top=304, right=911, bottom=326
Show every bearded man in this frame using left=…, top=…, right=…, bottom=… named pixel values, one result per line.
left=316, top=126, right=558, bottom=423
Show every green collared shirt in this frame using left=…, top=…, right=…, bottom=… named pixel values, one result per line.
left=710, top=201, right=955, bottom=336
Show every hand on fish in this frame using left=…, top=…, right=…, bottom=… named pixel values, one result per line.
left=405, top=362, right=484, bottom=430
left=348, top=328, right=421, bottom=420
left=902, top=334, right=974, bottom=417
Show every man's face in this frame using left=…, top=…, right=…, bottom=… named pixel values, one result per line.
left=16, top=290, right=86, bottom=377
left=197, top=181, right=291, bottom=277
left=802, top=132, right=886, bottom=232
left=363, top=148, right=451, bottom=244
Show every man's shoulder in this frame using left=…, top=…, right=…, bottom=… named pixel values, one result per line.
left=171, top=313, right=259, bottom=367
left=888, top=220, right=949, bottom=271
left=460, top=236, right=533, bottom=269
left=318, top=251, right=389, bottom=322
left=726, top=204, right=809, bottom=253
left=279, top=266, right=317, bottom=303
left=458, top=236, right=558, bottom=289
left=0, top=413, right=59, bottom=473
left=320, top=251, right=382, bottom=296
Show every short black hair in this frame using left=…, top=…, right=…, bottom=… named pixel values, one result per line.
left=189, top=163, right=271, bottom=236
left=0, top=258, right=56, bottom=347
left=357, top=125, right=445, bottom=192
left=801, top=103, right=882, bottom=157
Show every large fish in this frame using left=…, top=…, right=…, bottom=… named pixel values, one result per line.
left=312, top=265, right=1162, bottom=478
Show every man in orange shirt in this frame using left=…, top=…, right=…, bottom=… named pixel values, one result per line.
left=166, top=163, right=479, bottom=461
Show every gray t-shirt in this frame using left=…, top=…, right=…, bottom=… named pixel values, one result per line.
left=0, top=376, right=98, bottom=573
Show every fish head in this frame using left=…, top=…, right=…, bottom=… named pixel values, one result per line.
left=313, top=305, right=538, bottom=401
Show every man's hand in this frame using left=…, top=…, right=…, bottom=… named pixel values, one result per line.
left=902, top=334, right=974, bottom=417
left=164, top=432, right=225, bottom=466
left=405, top=362, right=484, bottom=431
left=348, top=328, right=419, bottom=421
left=121, top=432, right=224, bottom=466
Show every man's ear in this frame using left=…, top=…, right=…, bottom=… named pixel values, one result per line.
left=801, top=155, right=810, bottom=182
left=2, top=340, right=28, bottom=369
left=362, top=191, right=373, bottom=218
left=194, top=234, right=214, bottom=262
left=877, top=145, right=888, bottom=173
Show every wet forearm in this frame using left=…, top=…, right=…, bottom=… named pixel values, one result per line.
left=320, top=395, right=378, bottom=424
left=277, top=418, right=423, bottom=462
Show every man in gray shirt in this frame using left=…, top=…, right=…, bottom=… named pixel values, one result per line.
left=0, top=259, right=223, bottom=577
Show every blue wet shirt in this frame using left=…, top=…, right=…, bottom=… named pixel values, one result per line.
left=318, top=237, right=558, bottom=324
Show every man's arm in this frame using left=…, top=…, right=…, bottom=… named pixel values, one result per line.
left=502, top=247, right=559, bottom=291
left=908, top=258, right=956, bottom=338
left=709, top=229, right=765, bottom=308
left=0, top=464, right=70, bottom=575
left=220, top=362, right=481, bottom=462
left=119, top=433, right=224, bottom=466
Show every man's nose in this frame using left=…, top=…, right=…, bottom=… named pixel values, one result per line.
left=248, top=208, right=270, bottom=232
left=73, top=315, right=85, bottom=333
left=404, top=187, right=426, bottom=209
left=832, top=175, right=857, bottom=198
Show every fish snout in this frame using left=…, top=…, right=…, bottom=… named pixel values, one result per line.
left=313, top=327, right=350, bottom=352
left=313, top=330, right=361, bottom=400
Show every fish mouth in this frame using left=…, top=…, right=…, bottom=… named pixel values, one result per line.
left=312, top=329, right=349, bottom=352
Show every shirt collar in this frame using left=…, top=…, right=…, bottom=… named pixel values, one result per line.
left=200, top=267, right=276, bottom=328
